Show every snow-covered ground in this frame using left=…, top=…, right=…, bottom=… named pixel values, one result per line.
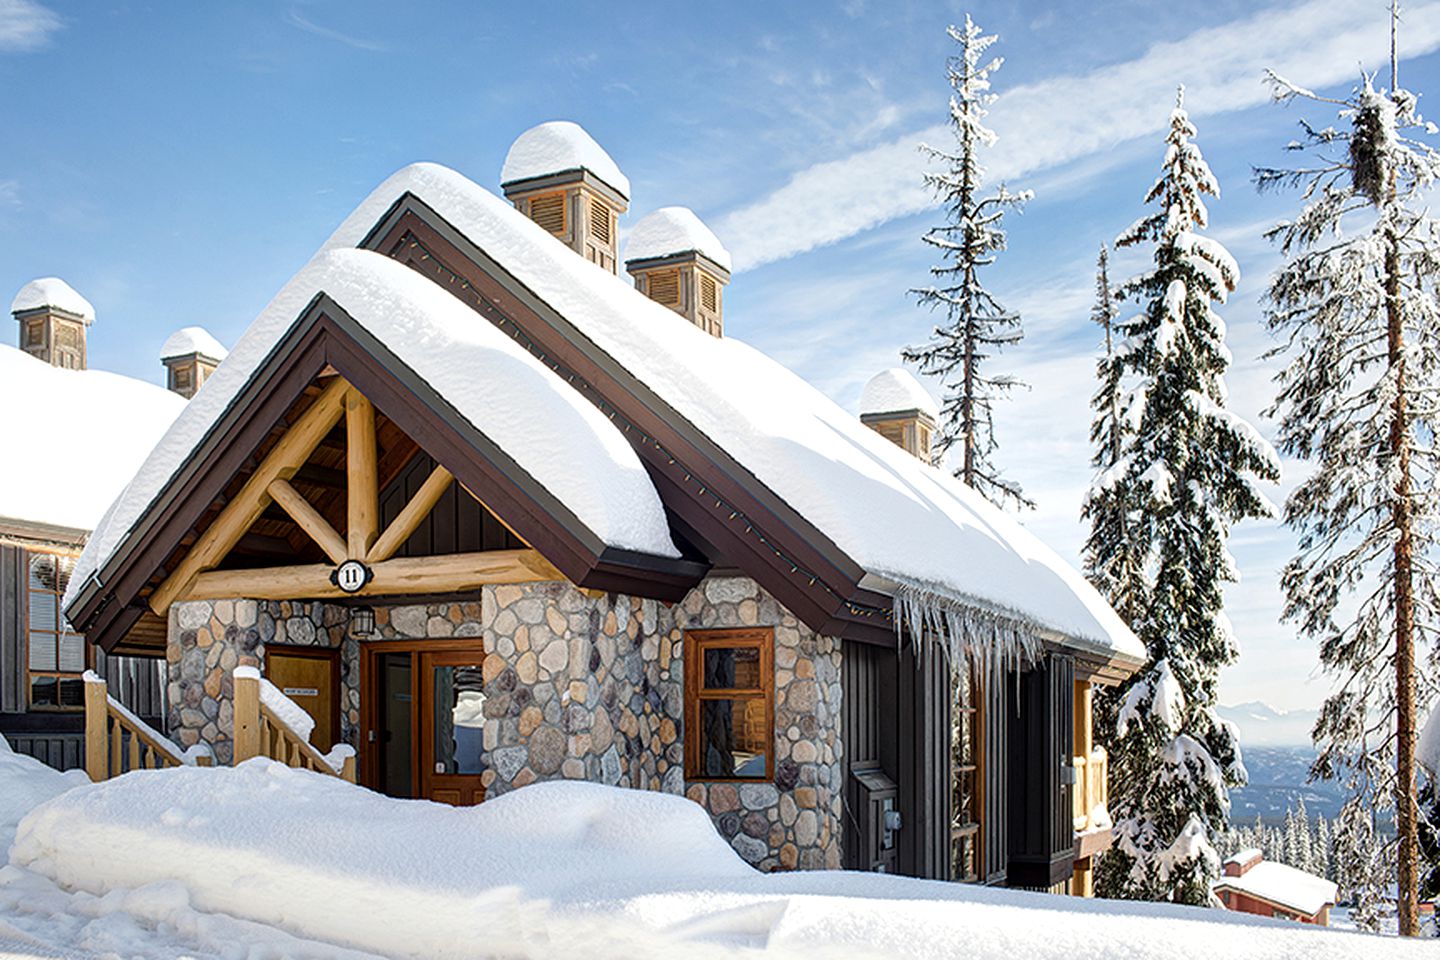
left=0, top=737, right=1423, bottom=959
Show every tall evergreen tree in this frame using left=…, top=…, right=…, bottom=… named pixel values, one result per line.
left=1095, top=88, right=1281, bottom=905
left=1257, top=11, right=1440, bottom=933
left=904, top=15, right=1034, bottom=510
left=1083, top=244, right=1146, bottom=626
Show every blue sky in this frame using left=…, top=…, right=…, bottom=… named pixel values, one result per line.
left=4, top=0, right=1439, bottom=713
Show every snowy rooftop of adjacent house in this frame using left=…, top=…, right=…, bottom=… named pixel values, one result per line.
left=68, top=246, right=679, bottom=603
left=500, top=120, right=630, bottom=199
left=160, top=326, right=228, bottom=362
left=318, top=164, right=1143, bottom=663
left=1420, top=706, right=1440, bottom=777
left=0, top=345, right=185, bottom=533
left=624, top=207, right=733, bottom=272
left=1213, top=858, right=1338, bottom=918
left=860, top=368, right=940, bottom=420
left=10, top=277, right=95, bottom=323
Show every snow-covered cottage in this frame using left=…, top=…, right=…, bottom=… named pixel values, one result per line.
left=63, top=123, right=1143, bottom=891
left=1, top=279, right=216, bottom=767
left=1212, top=849, right=1337, bottom=926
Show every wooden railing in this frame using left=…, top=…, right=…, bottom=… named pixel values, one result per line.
left=1072, top=746, right=1109, bottom=833
left=83, top=670, right=212, bottom=781
left=233, top=667, right=356, bottom=782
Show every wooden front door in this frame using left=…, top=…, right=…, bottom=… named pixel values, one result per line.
left=265, top=646, right=341, bottom=749
left=361, top=640, right=486, bottom=806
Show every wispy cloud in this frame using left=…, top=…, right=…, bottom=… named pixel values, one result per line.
left=0, top=179, right=18, bottom=207
left=0, top=0, right=61, bottom=52
left=284, top=9, right=387, bottom=53
left=718, top=0, right=1440, bottom=271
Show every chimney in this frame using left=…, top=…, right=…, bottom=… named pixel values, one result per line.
left=160, top=326, right=228, bottom=399
left=11, top=277, right=95, bottom=369
left=860, top=368, right=939, bottom=464
left=1222, top=849, right=1263, bottom=878
left=624, top=207, right=731, bottom=338
left=501, top=121, right=629, bottom=274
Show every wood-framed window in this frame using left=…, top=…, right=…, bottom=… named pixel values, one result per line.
left=951, top=664, right=983, bottom=882
left=27, top=552, right=87, bottom=709
left=683, top=627, right=774, bottom=781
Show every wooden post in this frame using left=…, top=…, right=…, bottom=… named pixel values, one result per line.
left=346, top=390, right=378, bottom=560
left=83, top=674, right=109, bottom=783
left=233, top=670, right=261, bottom=764
left=341, top=753, right=357, bottom=783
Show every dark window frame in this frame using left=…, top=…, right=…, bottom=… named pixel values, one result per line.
left=26, top=551, right=89, bottom=711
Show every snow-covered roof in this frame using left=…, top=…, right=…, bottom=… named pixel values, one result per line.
left=0, top=345, right=185, bottom=533
left=160, top=326, right=228, bottom=363
left=1213, top=859, right=1337, bottom=918
left=320, top=164, right=1144, bottom=663
left=68, top=247, right=681, bottom=605
left=860, top=368, right=939, bottom=420
left=1420, top=706, right=1440, bottom=778
left=500, top=121, right=630, bottom=199
left=10, top=277, right=95, bottom=323
left=624, top=207, right=732, bottom=272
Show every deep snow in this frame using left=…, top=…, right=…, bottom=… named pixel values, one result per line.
left=624, top=206, right=733, bottom=271
left=0, top=755, right=1420, bottom=960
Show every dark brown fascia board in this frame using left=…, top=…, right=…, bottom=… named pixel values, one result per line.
left=70, top=295, right=705, bottom=651
left=499, top=169, right=628, bottom=208
left=358, top=194, right=888, bottom=642
left=623, top=251, right=732, bottom=284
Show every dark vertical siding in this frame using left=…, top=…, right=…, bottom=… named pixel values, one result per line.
left=983, top=667, right=1011, bottom=884
left=896, top=641, right=949, bottom=880
left=841, top=640, right=882, bottom=870
left=95, top=654, right=166, bottom=722
left=1006, top=653, right=1077, bottom=888
left=1, top=544, right=24, bottom=713
left=4, top=732, right=83, bottom=771
left=379, top=454, right=522, bottom=557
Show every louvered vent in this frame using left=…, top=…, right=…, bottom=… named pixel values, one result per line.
left=529, top=193, right=566, bottom=236
left=700, top=274, right=718, bottom=313
left=647, top=269, right=681, bottom=306
left=589, top=199, right=611, bottom=244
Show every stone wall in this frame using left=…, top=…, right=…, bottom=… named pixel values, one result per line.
left=165, top=576, right=842, bottom=872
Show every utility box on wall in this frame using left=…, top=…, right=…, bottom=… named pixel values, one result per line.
left=849, top=763, right=900, bottom=873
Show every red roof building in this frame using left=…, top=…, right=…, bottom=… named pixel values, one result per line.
left=1212, top=849, right=1337, bottom=926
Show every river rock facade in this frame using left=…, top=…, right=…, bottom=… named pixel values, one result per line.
left=165, top=576, right=842, bottom=871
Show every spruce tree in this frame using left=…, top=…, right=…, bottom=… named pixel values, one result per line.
left=1094, top=88, right=1281, bottom=905
left=1257, top=13, right=1440, bottom=932
left=904, top=15, right=1034, bottom=510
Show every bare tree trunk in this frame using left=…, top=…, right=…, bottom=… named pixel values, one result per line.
left=1386, top=223, right=1419, bottom=937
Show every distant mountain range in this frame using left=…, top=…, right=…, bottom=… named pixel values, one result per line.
left=1216, top=701, right=1318, bottom=748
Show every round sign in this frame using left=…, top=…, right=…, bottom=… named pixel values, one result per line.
left=331, top=559, right=372, bottom=594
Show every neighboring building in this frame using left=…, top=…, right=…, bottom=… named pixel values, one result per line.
left=1, top=281, right=216, bottom=769
left=63, top=125, right=1144, bottom=889
left=161, top=326, right=229, bottom=399
left=1213, top=849, right=1337, bottom=926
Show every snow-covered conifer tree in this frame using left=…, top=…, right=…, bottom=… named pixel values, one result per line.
left=1258, top=19, right=1440, bottom=932
left=1094, top=88, right=1281, bottom=906
left=905, top=15, right=1033, bottom=509
left=1083, top=244, right=1146, bottom=625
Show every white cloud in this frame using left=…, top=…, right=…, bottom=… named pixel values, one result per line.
left=718, top=0, right=1440, bottom=271
left=284, top=9, right=387, bottom=53
left=0, top=0, right=60, bottom=52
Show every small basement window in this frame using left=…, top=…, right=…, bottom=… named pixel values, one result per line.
left=27, top=552, right=86, bottom=709
left=684, top=628, right=773, bottom=780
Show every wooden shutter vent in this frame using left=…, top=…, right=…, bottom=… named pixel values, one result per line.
left=647, top=269, right=681, bottom=306
left=529, top=193, right=566, bottom=236
left=589, top=200, right=611, bottom=244
left=700, top=274, right=718, bottom=313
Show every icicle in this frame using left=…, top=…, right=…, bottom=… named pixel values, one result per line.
left=888, top=575, right=1044, bottom=685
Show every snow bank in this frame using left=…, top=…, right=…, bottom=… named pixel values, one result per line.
left=8, top=763, right=1418, bottom=960
left=859, top=368, right=939, bottom=420
left=68, top=247, right=681, bottom=607
left=321, top=164, right=1144, bottom=663
left=159, top=326, right=228, bottom=362
left=10, top=277, right=94, bottom=322
left=624, top=206, right=732, bottom=271
left=0, top=736, right=86, bottom=854
left=0, top=344, right=185, bottom=532
left=500, top=120, right=630, bottom=199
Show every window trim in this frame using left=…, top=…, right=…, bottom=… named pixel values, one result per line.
left=25, top=548, right=89, bottom=711
left=950, top=663, right=984, bottom=882
left=683, top=627, right=775, bottom=782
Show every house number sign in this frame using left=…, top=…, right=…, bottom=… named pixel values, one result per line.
left=330, top=559, right=373, bottom=593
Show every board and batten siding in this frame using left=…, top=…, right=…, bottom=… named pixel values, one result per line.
left=1, top=544, right=28, bottom=713
left=1006, top=653, right=1076, bottom=888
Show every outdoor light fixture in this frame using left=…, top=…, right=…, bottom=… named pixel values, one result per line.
left=350, top=605, right=376, bottom=638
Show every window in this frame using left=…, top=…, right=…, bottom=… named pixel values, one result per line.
left=684, top=628, right=773, bottom=780
left=528, top=192, right=566, bottom=236
left=951, top=665, right=982, bottom=881
left=27, top=553, right=86, bottom=709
